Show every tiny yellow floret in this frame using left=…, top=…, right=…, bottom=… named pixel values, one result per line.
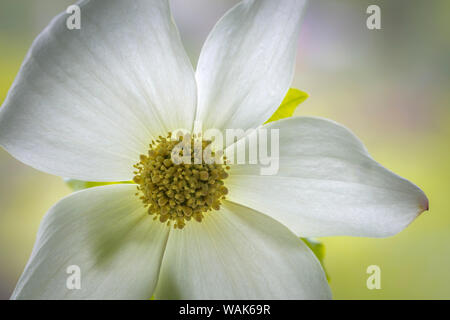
left=133, top=133, right=229, bottom=229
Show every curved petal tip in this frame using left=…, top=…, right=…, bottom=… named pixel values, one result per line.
left=419, top=194, right=430, bottom=213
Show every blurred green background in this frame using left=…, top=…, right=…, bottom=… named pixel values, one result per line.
left=0, top=0, right=449, bottom=299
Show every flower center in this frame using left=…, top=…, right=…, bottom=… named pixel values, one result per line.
left=133, top=133, right=229, bottom=229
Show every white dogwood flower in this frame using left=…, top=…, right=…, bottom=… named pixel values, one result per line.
left=0, top=0, right=427, bottom=300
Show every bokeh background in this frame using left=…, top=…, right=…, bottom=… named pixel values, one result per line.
left=0, top=0, right=449, bottom=299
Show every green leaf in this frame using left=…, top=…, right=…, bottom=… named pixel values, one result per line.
left=302, top=237, right=325, bottom=261
left=64, top=179, right=133, bottom=191
left=301, top=237, right=329, bottom=281
left=265, top=88, right=308, bottom=124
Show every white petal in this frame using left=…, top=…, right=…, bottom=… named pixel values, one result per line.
left=154, top=201, right=330, bottom=300
left=195, top=0, right=306, bottom=136
left=11, top=185, right=169, bottom=300
left=0, top=0, right=196, bottom=181
left=226, top=117, right=429, bottom=238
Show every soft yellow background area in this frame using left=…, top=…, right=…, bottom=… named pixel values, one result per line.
left=0, top=0, right=449, bottom=299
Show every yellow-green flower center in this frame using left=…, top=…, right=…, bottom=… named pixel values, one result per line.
left=133, top=133, right=229, bottom=229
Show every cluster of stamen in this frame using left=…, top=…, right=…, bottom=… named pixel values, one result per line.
left=133, top=133, right=230, bottom=229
